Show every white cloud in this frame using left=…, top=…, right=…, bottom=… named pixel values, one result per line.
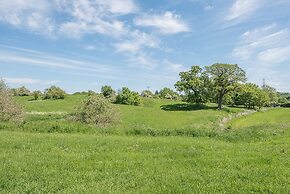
left=3, top=77, right=40, bottom=84
left=0, top=0, right=54, bottom=34
left=225, top=0, right=263, bottom=21
left=0, top=47, right=118, bottom=75
left=232, top=24, right=290, bottom=63
left=204, top=5, right=214, bottom=11
left=134, top=11, right=190, bottom=34
left=114, top=31, right=158, bottom=53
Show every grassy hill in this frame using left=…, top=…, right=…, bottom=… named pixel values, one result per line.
left=0, top=95, right=289, bottom=193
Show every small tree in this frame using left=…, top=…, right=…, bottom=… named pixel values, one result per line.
left=43, top=86, right=66, bottom=100
left=205, top=63, right=246, bottom=110
left=72, top=95, right=119, bottom=127
left=15, top=86, right=31, bottom=96
left=32, top=90, right=42, bottom=100
left=262, top=85, right=278, bottom=106
left=115, top=87, right=142, bottom=106
left=141, top=90, right=154, bottom=98
left=175, top=66, right=213, bottom=103
left=0, top=79, right=25, bottom=123
left=101, top=85, right=116, bottom=98
left=159, top=87, right=179, bottom=100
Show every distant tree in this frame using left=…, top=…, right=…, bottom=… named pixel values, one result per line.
left=0, top=79, right=25, bottom=123
left=205, top=63, right=246, bottom=110
left=43, top=86, right=66, bottom=100
left=115, top=87, right=142, bottom=106
left=32, top=90, right=42, bottom=100
left=101, top=85, right=115, bottom=98
left=87, top=90, right=96, bottom=96
left=14, top=86, right=31, bottom=96
left=175, top=66, right=212, bottom=103
left=141, top=90, right=154, bottom=98
left=159, top=87, right=179, bottom=100
left=262, top=85, right=278, bottom=106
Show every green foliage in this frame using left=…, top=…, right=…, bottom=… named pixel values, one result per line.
left=205, top=63, right=246, bottom=110
left=0, top=79, right=25, bottom=123
left=141, top=90, right=154, bottom=98
left=32, top=90, right=42, bottom=100
left=13, top=86, right=31, bottom=96
left=71, top=95, right=119, bottom=127
left=43, top=86, right=66, bottom=100
left=235, top=83, right=270, bottom=109
left=116, top=87, right=142, bottom=106
left=175, top=66, right=212, bottom=103
left=159, top=87, right=179, bottom=100
left=101, top=85, right=116, bottom=98
left=262, top=85, right=279, bottom=106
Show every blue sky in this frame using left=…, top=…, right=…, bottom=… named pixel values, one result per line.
left=0, top=0, right=290, bottom=93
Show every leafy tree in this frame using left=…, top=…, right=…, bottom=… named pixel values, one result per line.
left=116, top=87, right=142, bottom=106
left=32, top=90, right=42, bottom=100
left=175, top=66, right=212, bottom=103
left=14, top=86, right=31, bottom=96
left=205, top=63, right=246, bottom=110
left=262, top=85, right=278, bottom=106
left=72, top=95, right=119, bottom=127
left=101, top=85, right=116, bottom=98
left=43, top=86, right=66, bottom=100
left=159, top=87, right=179, bottom=100
left=141, top=90, right=154, bottom=98
left=0, top=79, right=25, bottom=123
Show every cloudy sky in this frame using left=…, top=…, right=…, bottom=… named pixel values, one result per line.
left=0, top=0, right=290, bottom=93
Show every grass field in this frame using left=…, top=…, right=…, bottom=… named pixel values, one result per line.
left=0, top=95, right=289, bottom=193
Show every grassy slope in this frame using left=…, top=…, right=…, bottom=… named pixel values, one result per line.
left=11, top=95, right=242, bottom=136
left=0, top=95, right=289, bottom=193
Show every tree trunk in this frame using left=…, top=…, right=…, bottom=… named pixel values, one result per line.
left=218, top=93, right=223, bottom=110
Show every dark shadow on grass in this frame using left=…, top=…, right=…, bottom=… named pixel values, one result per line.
left=160, top=103, right=217, bottom=111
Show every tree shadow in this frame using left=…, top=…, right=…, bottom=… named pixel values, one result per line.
left=160, top=103, right=217, bottom=111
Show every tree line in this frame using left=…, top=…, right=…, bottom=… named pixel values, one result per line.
left=5, top=63, right=290, bottom=110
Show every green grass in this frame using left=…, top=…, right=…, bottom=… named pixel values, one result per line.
left=10, top=95, right=243, bottom=136
left=0, top=95, right=289, bottom=193
left=0, top=131, right=289, bottom=193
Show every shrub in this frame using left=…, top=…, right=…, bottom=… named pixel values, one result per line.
left=159, top=87, right=179, bottom=100
left=13, top=86, right=31, bottom=96
left=116, top=87, right=142, bottom=106
left=0, top=79, right=25, bottom=123
left=141, top=90, right=154, bottom=98
left=71, top=95, right=119, bottom=127
left=101, top=85, right=116, bottom=98
left=43, top=86, right=66, bottom=100
left=32, top=90, right=42, bottom=100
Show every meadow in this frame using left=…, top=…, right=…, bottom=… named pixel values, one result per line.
left=0, top=95, right=289, bottom=193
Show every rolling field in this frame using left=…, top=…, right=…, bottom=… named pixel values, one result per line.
left=0, top=95, right=289, bottom=193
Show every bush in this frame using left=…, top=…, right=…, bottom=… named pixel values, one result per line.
left=12, top=86, right=31, bottom=96
left=115, top=87, right=142, bottom=106
left=101, top=85, right=116, bottom=98
left=141, top=90, right=154, bottom=98
left=43, top=86, right=66, bottom=100
left=71, top=95, right=119, bottom=127
left=32, top=90, right=42, bottom=100
left=0, top=79, right=25, bottom=123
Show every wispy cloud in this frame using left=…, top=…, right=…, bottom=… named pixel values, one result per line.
left=232, top=24, right=290, bottom=64
left=3, top=77, right=59, bottom=85
left=0, top=46, right=119, bottom=75
left=134, top=11, right=190, bottom=34
left=225, top=0, right=263, bottom=22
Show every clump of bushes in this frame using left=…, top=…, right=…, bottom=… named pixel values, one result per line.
left=115, top=87, right=142, bottom=106
left=43, top=86, right=66, bottom=100
left=141, top=90, right=154, bottom=98
left=32, top=90, right=42, bottom=100
left=0, top=79, right=25, bottom=123
left=71, top=95, right=119, bottom=127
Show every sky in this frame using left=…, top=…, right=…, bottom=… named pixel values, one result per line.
left=0, top=0, right=290, bottom=93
